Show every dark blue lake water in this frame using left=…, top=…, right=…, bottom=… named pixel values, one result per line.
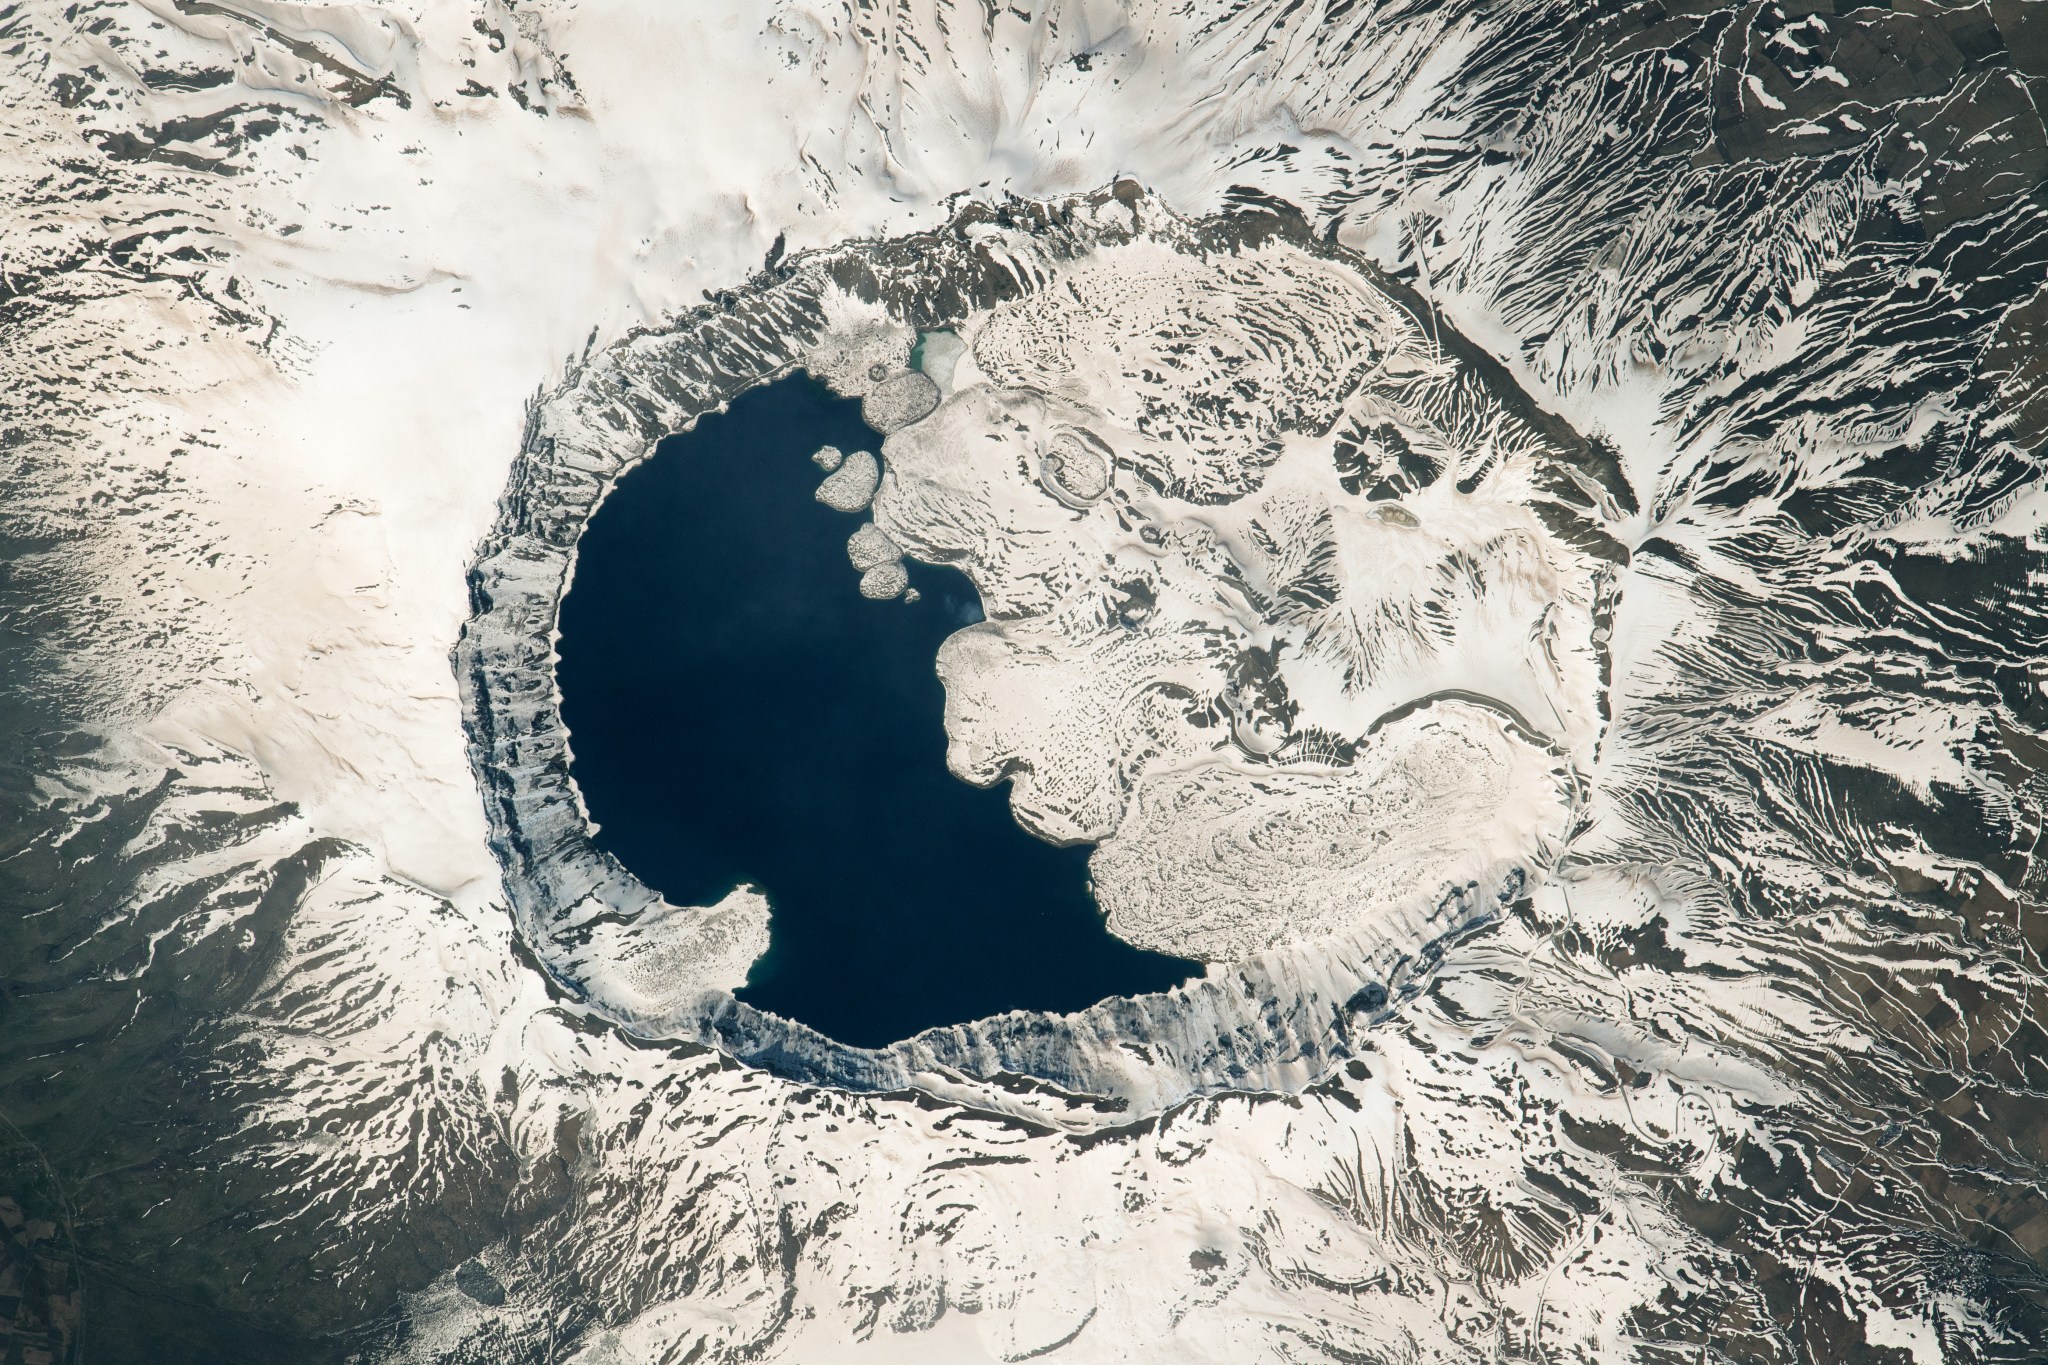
left=555, top=372, right=1199, bottom=1047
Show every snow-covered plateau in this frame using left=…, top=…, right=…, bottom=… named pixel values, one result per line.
left=3, top=0, right=2047, bottom=1361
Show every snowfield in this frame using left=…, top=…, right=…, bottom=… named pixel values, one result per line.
left=3, top=0, right=2046, bottom=1360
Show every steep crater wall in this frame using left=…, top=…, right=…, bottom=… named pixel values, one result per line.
left=453, top=184, right=1615, bottom=1121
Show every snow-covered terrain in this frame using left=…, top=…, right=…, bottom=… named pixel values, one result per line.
left=3, top=0, right=2047, bottom=1361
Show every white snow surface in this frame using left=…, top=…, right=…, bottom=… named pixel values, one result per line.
left=6, top=0, right=2048, bottom=1360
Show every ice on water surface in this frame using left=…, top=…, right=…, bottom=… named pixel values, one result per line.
left=2, top=0, right=2047, bottom=1361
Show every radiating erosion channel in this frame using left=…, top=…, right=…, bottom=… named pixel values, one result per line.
left=555, top=373, right=1201, bottom=1047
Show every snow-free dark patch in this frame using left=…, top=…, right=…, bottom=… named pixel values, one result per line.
left=555, top=373, right=1199, bottom=1047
